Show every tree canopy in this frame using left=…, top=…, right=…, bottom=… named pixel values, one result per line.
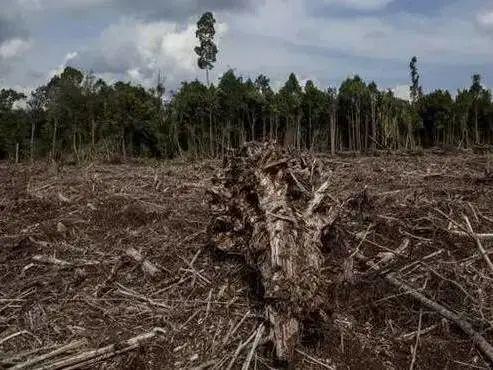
left=1, top=14, right=492, bottom=162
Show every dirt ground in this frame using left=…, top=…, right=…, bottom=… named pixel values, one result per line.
left=1, top=152, right=492, bottom=369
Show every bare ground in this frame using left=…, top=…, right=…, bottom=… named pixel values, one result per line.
left=1, top=152, right=492, bottom=369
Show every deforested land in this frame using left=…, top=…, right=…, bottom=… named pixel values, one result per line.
left=1, top=148, right=493, bottom=369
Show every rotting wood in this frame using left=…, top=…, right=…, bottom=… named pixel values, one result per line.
left=209, top=142, right=339, bottom=362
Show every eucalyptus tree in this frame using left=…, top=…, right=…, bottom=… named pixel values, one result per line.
left=338, top=75, right=367, bottom=151
left=409, top=56, right=423, bottom=103
left=254, top=74, right=273, bottom=141
left=368, top=82, right=379, bottom=151
left=302, top=80, right=326, bottom=150
left=218, top=69, right=244, bottom=150
left=195, top=12, right=218, bottom=86
left=327, top=87, right=338, bottom=154
left=470, top=74, right=481, bottom=144
left=279, top=73, right=303, bottom=148
left=420, top=90, right=454, bottom=146
left=0, top=89, right=27, bottom=161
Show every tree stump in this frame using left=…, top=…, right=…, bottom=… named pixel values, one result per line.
left=208, top=142, right=339, bottom=362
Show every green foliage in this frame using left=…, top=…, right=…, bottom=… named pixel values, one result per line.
left=195, top=12, right=218, bottom=85
left=1, top=64, right=493, bottom=162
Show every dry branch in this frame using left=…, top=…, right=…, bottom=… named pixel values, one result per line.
left=17, top=328, right=166, bottom=370
left=125, top=247, right=160, bottom=277
left=11, top=339, right=88, bottom=369
left=464, top=216, right=493, bottom=275
left=357, top=252, right=493, bottom=363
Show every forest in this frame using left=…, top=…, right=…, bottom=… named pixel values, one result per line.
left=2, top=64, right=491, bottom=163
left=0, top=13, right=492, bottom=162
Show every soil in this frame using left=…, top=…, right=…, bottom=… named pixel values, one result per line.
left=1, top=152, right=492, bottom=369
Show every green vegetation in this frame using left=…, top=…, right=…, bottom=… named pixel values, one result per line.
left=1, top=12, right=492, bottom=162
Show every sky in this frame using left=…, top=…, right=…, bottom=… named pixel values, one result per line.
left=1, top=0, right=493, bottom=99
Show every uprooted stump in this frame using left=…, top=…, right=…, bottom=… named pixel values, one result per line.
left=208, top=142, right=340, bottom=362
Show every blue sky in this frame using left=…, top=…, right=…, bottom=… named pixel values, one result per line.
left=1, top=0, right=492, bottom=98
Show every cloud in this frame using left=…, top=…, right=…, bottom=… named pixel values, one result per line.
left=13, top=0, right=264, bottom=20
left=2, top=0, right=493, bottom=96
left=68, top=19, right=228, bottom=87
left=116, top=0, right=263, bottom=20
left=477, top=11, right=493, bottom=32
left=0, top=38, right=31, bottom=59
left=16, top=0, right=107, bottom=10
left=322, top=0, right=394, bottom=11
left=392, top=84, right=410, bottom=100
left=0, top=12, right=28, bottom=44
left=0, top=11, right=31, bottom=76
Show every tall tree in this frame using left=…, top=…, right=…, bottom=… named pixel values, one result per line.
left=470, top=74, right=482, bottom=144
left=409, top=56, right=423, bottom=103
left=194, top=12, right=218, bottom=86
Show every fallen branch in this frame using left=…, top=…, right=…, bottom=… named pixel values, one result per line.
left=125, top=247, right=160, bottom=277
left=448, top=230, right=493, bottom=241
left=409, top=309, right=423, bottom=370
left=398, top=323, right=439, bottom=342
left=226, top=328, right=258, bottom=370
left=464, top=216, right=493, bottom=275
left=25, top=328, right=166, bottom=370
left=241, top=324, right=265, bottom=370
left=385, top=273, right=493, bottom=362
left=11, top=339, right=88, bottom=369
left=0, top=330, right=30, bottom=346
left=357, top=253, right=493, bottom=363
left=32, top=255, right=72, bottom=268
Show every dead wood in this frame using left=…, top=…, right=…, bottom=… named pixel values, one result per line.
left=357, top=252, right=493, bottom=363
left=209, top=142, right=338, bottom=362
left=125, top=247, right=160, bottom=277
left=10, top=339, right=88, bottom=369
left=15, top=328, right=165, bottom=370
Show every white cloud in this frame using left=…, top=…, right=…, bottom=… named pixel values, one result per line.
left=46, top=51, right=79, bottom=79
left=0, top=38, right=31, bottom=59
left=392, top=84, right=410, bottom=101
left=231, top=0, right=493, bottom=66
left=477, top=11, right=493, bottom=32
left=322, top=0, right=394, bottom=11
left=16, top=0, right=107, bottom=10
left=69, top=18, right=228, bottom=87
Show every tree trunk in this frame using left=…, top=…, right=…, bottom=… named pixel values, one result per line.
left=51, top=118, right=58, bottom=162
left=475, top=105, right=479, bottom=144
left=73, top=128, right=79, bottom=163
left=209, top=110, right=214, bottom=157
left=30, top=120, right=35, bottom=162
left=209, top=143, right=340, bottom=362
left=122, top=129, right=127, bottom=161
left=330, top=108, right=336, bottom=156
left=371, top=98, right=377, bottom=152
left=15, top=143, right=19, bottom=164
left=91, top=117, right=96, bottom=152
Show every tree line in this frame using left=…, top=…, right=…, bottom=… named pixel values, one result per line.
left=0, top=12, right=492, bottom=162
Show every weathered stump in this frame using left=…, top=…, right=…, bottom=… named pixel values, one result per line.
left=208, top=143, right=338, bottom=362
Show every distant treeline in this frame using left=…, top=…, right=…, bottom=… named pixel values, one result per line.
left=0, top=64, right=492, bottom=162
